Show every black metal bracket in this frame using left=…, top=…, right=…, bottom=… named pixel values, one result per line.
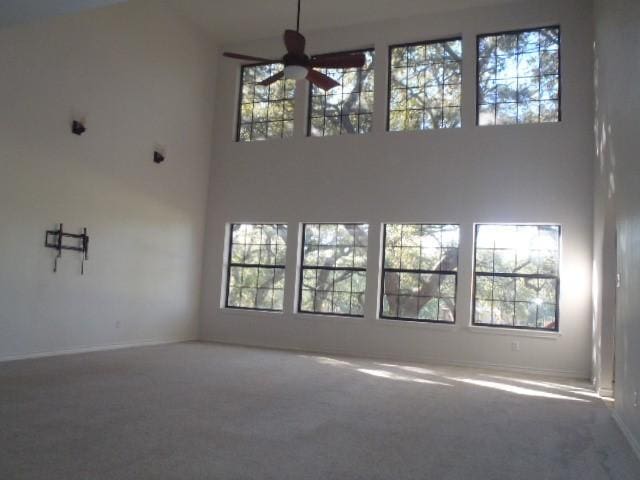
left=71, top=120, right=86, bottom=135
left=45, top=223, right=89, bottom=274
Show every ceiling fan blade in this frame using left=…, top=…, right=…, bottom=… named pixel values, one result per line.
left=311, top=52, right=366, bottom=69
left=306, top=69, right=340, bottom=91
left=284, top=29, right=306, bottom=55
left=258, top=70, right=285, bottom=86
left=223, top=52, right=277, bottom=63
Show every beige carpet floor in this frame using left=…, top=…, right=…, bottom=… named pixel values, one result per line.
left=1, top=341, right=639, bottom=479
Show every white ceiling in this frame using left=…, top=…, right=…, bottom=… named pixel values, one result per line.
left=1, top=0, right=522, bottom=41
left=0, top=0, right=126, bottom=28
left=166, top=0, right=521, bottom=44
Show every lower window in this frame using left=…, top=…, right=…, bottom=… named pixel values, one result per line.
left=299, top=223, right=368, bottom=317
left=380, top=224, right=459, bottom=322
left=225, top=223, right=287, bottom=311
left=472, top=224, right=560, bottom=331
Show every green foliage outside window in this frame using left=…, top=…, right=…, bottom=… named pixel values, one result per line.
left=309, top=50, right=375, bottom=136
left=477, top=27, right=560, bottom=125
left=473, top=224, right=560, bottom=330
left=238, top=64, right=296, bottom=142
left=227, top=224, right=288, bottom=310
left=381, top=224, right=459, bottom=322
left=299, top=224, right=368, bottom=317
left=389, top=39, right=463, bottom=131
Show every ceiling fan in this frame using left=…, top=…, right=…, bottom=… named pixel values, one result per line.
left=222, top=0, right=366, bottom=91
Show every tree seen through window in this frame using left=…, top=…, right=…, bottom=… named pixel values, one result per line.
left=381, top=224, right=459, bottom=322
left=473, top=224, right=560, bottom=330
left=237, top=63, right=296, bottom=142
left=309, top=49, right=375, bottom=136
left=477, top=26, right=560, bottom=125
left=226, top=224, right=288, bottom=310
left=299, top=224, right=368, bottom=317
left=388, top=38, right=463, bottom=131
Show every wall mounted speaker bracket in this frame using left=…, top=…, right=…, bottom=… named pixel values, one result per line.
left=71, top=120, right=86, bottom=135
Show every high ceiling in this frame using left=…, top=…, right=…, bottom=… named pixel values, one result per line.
left=1, top=0, right=523, bottom=41
left=166, top=0, right=521, bottom=44
left=0, top=0, right=125, bottom=28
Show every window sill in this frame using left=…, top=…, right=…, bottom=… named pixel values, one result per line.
left=295, top=312, right=367, bottom=321
left=375, top=318, right=456, bottom=331
left=475, top=121, right=561, bottom=129
left=465, top=325, right=561, bottom=339
left=220, top=307, right=283, bottom=316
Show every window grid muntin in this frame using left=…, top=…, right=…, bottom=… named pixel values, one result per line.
left=308, top=49, right=375, bottom=137
left=225, top=223, right=287, bottom=312
left=298, top=223, right=368, bottom=317
left=236, top=63, right=296, bottom=142
left=380, top=224, right=459, bottom=323
left=476, top=26, right=561, bottom=126
left=472, top=224, right=560, bottom=331
left=387, top=37, right=463, bottom=132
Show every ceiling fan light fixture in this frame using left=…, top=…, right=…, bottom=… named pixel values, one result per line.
left=284, top=64, right=308, bottom=80
left=222, top=0, right=356, bottom=90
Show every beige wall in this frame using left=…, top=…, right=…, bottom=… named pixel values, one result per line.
left=0, top=0, right=217, bottom=359
left=594, top=0, right=640, bottom=458
left=200, top=0, right=596, bottom=378
left=0, top=0, right=634, bottom=458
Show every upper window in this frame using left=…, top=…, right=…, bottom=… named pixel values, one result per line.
left=473, top=224, right=560, bottom=331
left=388, top=38, right=462, bottom=131
left=225, top=224, right=288, bottom=311
left=309, top=49, right=375, bottom=136
left=381, top=224, right=459, bottom=323
left=477, top=26, right=560, bottom=125
left=299, top=223, right=368, bottom=317
left=237, top=63, right=296, bottom=142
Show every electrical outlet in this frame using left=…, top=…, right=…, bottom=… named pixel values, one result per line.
left=511, top=341, right=520, bottom=352
left=634, top=391, right=638, bottom=408
left=116, top=320, right=121, bottom=329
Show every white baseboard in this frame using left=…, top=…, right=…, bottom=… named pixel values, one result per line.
left=2, top=335, right=589, bottom=380
left=598, top=387, right=614, bottom=398
left=202, top=336, right=588, bottom=380
left=0, top=338, right=196, bottom=362
left=591, top=376, right=615, bottom=398
left=612, top=411, right=640, bottom=462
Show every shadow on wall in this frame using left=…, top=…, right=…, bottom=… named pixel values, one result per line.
left=593, top=47, right=617, bottom=200
left=591, top=37, right=617, bottom=396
